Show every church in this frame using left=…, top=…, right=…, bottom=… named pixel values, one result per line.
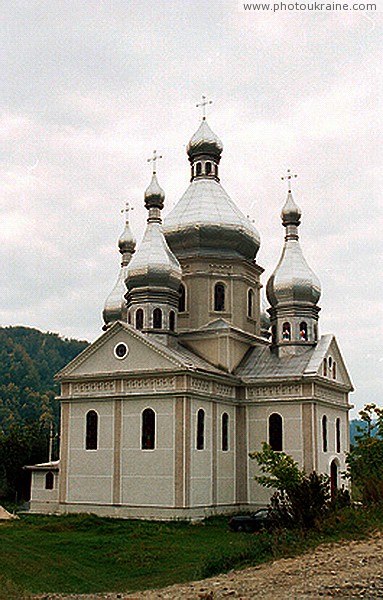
left=27, top=105, right=353, bottom=519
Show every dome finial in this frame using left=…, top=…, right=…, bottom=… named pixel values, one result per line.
left=147, top=149, right=163, bottom=175
left=281, top=168, right=298, bottom=193
left=196, top=95, right=213, bottom=121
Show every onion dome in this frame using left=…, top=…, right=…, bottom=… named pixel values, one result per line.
left=163, top=119, right=260, bottom=261
left=103, top=204, right=136, bottom=327
left=266, top=191, right=321, bottom=308
left=126, top=174, right=181, bottom=293
left=186, top=119, right=223, bottom=162
left=260, top=296, right=271, bottom=333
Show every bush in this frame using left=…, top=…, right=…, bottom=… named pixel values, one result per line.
left=250, top=443, right=330, bottom=530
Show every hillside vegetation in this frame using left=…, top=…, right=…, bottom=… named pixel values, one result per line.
left=0, top=326, right=88, bottom=499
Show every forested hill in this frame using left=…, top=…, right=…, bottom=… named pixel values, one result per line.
left=0, top=326, right=89, bottom=433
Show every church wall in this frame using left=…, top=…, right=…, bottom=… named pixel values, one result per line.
left=316, top=403, right=349, bottom=483
left=120, top=397, right=175, bottom=507
left=67, top=400, right=114, bottom=504
left=190, top=399, right=213, bottom=506
left=216, top=404, right=236, bottom=505
left=30, top=471, right=59, bottom=507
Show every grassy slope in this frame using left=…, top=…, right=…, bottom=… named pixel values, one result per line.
left=1, top=509, right=383, bottom=597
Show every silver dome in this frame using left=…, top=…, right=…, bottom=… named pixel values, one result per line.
left=103, top=267, right=127, bottom=325
left=266, top=192, right=321, bottom=308
left=126, top=220, right=181, bottom=292
left=186, top=119, right=223, bottom=160
left=163, top=178, right=260, bottom=260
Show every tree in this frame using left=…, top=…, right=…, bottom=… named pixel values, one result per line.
left=346, top=403, right=383, bottom=504
left=250, top=443, right=330, bottom=530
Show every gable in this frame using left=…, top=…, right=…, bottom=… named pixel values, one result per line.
left=57, top=322, right=183, bottom=379
left=305, top=334, right=353, bottom=390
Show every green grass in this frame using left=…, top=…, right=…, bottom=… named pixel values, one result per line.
left=1, top=508, right=383, bottom=597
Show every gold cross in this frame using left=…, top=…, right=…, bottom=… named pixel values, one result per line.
left=147, top=149, right=163, bottom=174
left=281, top=169, right=298, bottom=193
left=121, top=202, right=134, bottom=222
left=196, top=95, right=213, bottom=121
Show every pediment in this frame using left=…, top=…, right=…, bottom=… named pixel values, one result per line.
left=305, top=334, right=353, bottom=390
left=57, top=322, right=184, bottom=379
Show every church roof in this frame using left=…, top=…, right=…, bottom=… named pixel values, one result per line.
left=163, top=178, right=260, bottom=260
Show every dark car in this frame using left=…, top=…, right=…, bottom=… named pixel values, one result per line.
left=229, top=508, right=272, bottom=533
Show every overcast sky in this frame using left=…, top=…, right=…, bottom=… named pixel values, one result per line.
left=1, top=0, right=382, bottom=415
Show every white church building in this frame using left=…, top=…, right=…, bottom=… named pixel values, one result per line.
left=28, top=109, right=353, bottom=519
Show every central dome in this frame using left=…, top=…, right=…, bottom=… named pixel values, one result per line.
left=163, top=178, right=260, bottom=260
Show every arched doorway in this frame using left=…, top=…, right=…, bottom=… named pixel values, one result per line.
left=330, top=459, right=339, bottom=498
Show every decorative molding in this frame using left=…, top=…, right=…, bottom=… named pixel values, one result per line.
left=72, top=380, right=116, bottom=395
left=314, top=384, right=346, bottom=403
left=191, top=377, right=212, bottom=393
left=246, top=383, right=301, bottom=399
left=123, top=377, right=176, bottom=393
left=209, top=264, right=233, bottom=272
left=214, top=382, right=235, bottom=398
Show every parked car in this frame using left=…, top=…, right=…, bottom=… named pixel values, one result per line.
left=229, top=508, right=272, bottom=533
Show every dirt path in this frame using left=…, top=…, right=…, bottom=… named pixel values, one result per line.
left=35, top=530, right=383, bottom=599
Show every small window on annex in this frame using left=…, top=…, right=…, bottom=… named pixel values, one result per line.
left=247, top=289, right=254, bottom=318
left=86, top=410, right=98, bottom=450
left=269, top=413, right=283, bottom=451
left=169, top=310, right=175, bottom=332
left=45, top=472, right=54, bottom=490
left=153, top=308, right=162, bottom=329
left=196, top=409, right=205, bottom=450
left=214, top=283, right=225, bottom=312
left=282, top=322, right=291, bottom=341
left=299, top=322, right=308, bottom=341
left=136, top=308, right=144, bottom=330
left=222, top=412, right=229, bottom=452
left=336, top=418, right=341, bottom=453
left=322, top=415, right=328, bottom=453
left=142, top=408, right=155, bottom=450
left=178, top=283, right=186, bottom=313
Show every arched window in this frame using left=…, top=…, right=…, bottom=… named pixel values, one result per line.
left=153, top=308, right=162, bottom=329
left=205, top=161, right=212, bottom=175
left=336, top=418, right=341, bottom=453
left=169, top=310, right=175, bottom=332
left=299, top=322, right=308, bottom=341
left=269, top=413, right=283, bottom=451
left=330, top=459, right=338, bottom=498
left=332, top=362, right=337, bottom=379
left=322, top=415, right=328, bottom=453
left=214, top=283, right=225, bottom=312
left=191, top=165, right=194, bottom=179
left=45, top=472, right=54, bottom=490
left=196, top=162, right=202, bottom=176
left=282, top=322, right=291, bottom=341
left=128, top=311, right=131, bottom=325
left=323, top=358, right=327, bottom=377
left=214, top=164, right=218, bottom=177
left=247, top=289, right=254, bottom=318
left=86, top=410, right=98, bottom=450
left=271, top=325, right=277, bottom=345
left=136, top=308, right=144, bottom=330
left=314, top=324, right=318, bottom=342
left=142, top=408, right=155, bottom=450
left=178, top=283, right=186, bottom=312
left=222, top=413, right=229, bottom=451
left=197, top=409, right=205, bottom=450
left=328, top=356, right=333, bottom=369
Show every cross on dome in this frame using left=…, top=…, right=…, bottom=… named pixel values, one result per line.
left=281, top=169, right=298, bottom=193
left=147, top=149, right=163, bottom=174
left=196, top=95, right=213, bottom=121
left=121, top=202, right=134, bottom=220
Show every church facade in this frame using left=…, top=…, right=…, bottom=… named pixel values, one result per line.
left=28, top=113, right=353, bottom=519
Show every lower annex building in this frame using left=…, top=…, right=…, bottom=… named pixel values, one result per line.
left=28, top=110, right=353, bottom=519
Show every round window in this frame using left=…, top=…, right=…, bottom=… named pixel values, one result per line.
left=114, top=342, right=129, bottom=360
